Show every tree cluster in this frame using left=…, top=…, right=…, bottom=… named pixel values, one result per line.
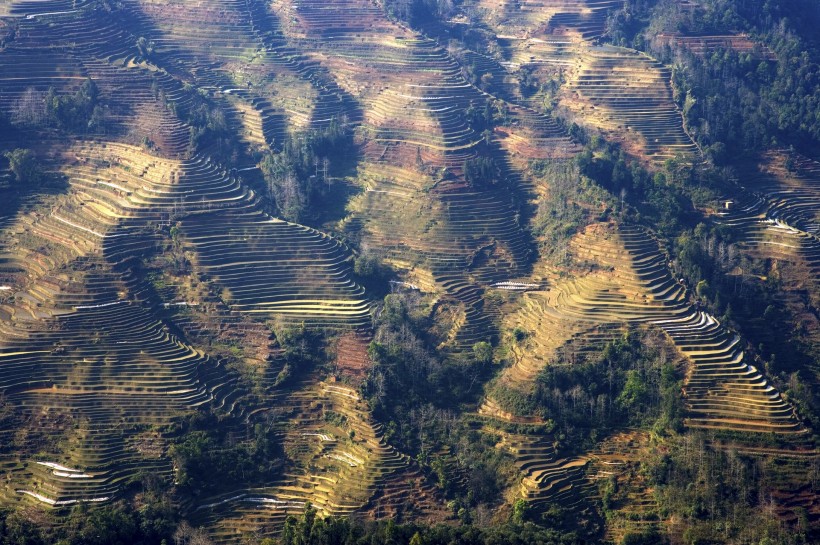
left=12, top=79, right=106, bottom=134
left=277, top=503, right=583, bottom=545
left=493, top=330, right=683, bottom=448
left=530, top=159, right=606, bottom=264
left=0, top=492, right=177, bottom=545
left=260, top=118, right=352, bottom=223
left=269, top=324, right=327, bottom=387
left=575, top=137, right=702, bottom=236
left=629, top=0, right=820, bottom=158
left=362, top=292, right=511, bottom=511
left=382, top=0, right=455, bottom=27
left=169, top=410, right=283, bottom=493
left=645, top=433, right=814, bottom=545
left=463, top=156, right=499, bottom=188
left=3, top=148, right=43, bottom=186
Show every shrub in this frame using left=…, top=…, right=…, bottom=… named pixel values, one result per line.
left=4, top=148, right=42, bottom=185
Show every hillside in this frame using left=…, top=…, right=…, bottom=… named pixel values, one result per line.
left=0, top=0, right=819, bottom=544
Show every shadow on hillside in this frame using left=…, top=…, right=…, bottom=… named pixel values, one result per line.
left=0, top=139, right=70, bottom=229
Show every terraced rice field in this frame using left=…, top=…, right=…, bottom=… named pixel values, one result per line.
left=0, top=7, right=200, bottom=155
left=562, top=46, right=699, bottom=161
left=264, top=0, right=575, bottom=350
left=192, top=381, right=443, bottom=543
left=0, top=0, right=815, bottom=539
left=654, top=33, right=777, bottom=60
left=121, top=0, right=358, bottom=142
left=471, top=0, right=620, bottom=41
left=274, top=0, right=484, bottom=167
left=585, top=431, right=662, bottom=544
left=479, top=221, right=802, bottom=509
left=0, top=1, right=386, bottom=533
left=465, top=0, right=699, bottom=164
left=0, top=141, right=370, bottom=326
left=714, top=152, right=820, bottom=389
left=489, top=222, right=686, bottom=390
left=0, top=301, right=234, bottom=507
left=495, top=429, right=594, bottom=512
left=715, top=154, right=820, bottom=301
left=0, top=136, right=372, bottom=508
left=0, top=0, right=401, bottom=532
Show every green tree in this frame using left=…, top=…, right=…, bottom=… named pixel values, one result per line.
left=472, top=341, right=493, bottom=365
left=0, top=511, right=45, bottom=545
left=512, top=498, right=529, bottom=524
left=3, top=148, right=41, bottom=185
left=617, top=370, right=648, bottom=409
left=463, top=156, right=499, bottom=187
left=695, top=280, right=711, bottom=299
left=136, top=36, right=155, bottom=58
left=44, top=78, right=99, bottom=131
